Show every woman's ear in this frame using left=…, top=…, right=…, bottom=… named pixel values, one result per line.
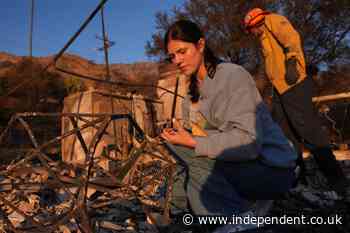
left=197, top=38, right=205, bottom=53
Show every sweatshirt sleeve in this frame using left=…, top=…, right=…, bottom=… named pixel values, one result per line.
left=194, top=67, right=262, bottom=161
left=269, top=15, right=302, bottom=60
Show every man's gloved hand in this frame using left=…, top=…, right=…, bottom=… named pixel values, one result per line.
left=285, top=58, right=299, bottom=85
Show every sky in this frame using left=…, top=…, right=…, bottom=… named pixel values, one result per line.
left=0, top=0, right=185, bottom=64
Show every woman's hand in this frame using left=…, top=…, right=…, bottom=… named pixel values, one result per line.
left=161, top=120, right=197, bottom=148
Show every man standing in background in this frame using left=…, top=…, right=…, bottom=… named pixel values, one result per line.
left=243, top=8, right=348, bottom=199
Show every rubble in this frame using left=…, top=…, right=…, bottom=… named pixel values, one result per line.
left=0, top=117, right=349, bottom=233
left=0, top=112, right=176, bottom=233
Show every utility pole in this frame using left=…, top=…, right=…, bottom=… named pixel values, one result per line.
left=101, top=6, right=111, bottom=81
left=29, top=0, right=35, bottom=58
left=29, top=0, right=36, bottom=109
left=100, top=6, right=118, bottom=155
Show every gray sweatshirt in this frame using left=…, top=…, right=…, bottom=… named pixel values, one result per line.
left=182, top=63, right=296, bottom=168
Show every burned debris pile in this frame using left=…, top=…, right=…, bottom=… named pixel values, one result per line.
left=0, top=109, right=176, bottom=233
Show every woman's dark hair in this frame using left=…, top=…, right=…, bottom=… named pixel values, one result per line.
left=164, top=20, right=220, bottom=102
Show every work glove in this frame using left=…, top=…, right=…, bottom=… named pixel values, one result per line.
left=285, top=58, right=299, bottom=85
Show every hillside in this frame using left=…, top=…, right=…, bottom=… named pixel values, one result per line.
left=0, top=53, right=160, bottom=121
